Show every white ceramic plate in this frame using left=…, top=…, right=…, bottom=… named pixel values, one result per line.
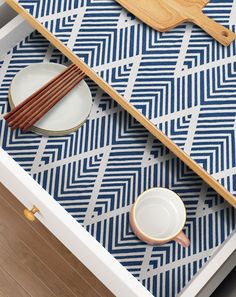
left=9, top=63, right=92, bottom=136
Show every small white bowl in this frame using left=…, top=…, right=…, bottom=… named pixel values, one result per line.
left=130, top=187, right=190, bottom=247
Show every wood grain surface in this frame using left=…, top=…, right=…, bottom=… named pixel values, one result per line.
left=0, top=182, right=113, bottom=297
left=116, top=0, right=236, bottom=45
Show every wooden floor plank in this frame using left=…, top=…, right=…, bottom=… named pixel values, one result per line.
left=0, top=195, right=101, bottom=297
left=0, top=221, right=77, bottom=297
left=0, top=265, right=31, bottom=297
left=0, top=183, right=113, bottom=297
left=0, top=239, right=57, bottom=297
left=0, top=194, right=100, bottom=297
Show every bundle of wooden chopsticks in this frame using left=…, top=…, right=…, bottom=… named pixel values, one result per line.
left=4, top=64, right=85, bottom=132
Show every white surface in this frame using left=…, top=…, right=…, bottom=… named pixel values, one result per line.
left=135, top=188, right=186, bottom=239
left=0, top=13, right=33, bottom=60
left=0, top=147, right=153, bottom=297
left=10, top=63, right=92, bottom=133
left=0, top=0, right=17, bottom=28
left=197, top=251, right=235, bottom=297
left=179, top=231, right=236, bottom=297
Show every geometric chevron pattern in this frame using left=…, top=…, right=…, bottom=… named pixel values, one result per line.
left=0, top=31, right=235, bottom=297
left=15, top=0, right=236, bottom=201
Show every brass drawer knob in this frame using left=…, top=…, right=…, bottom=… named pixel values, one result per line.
left=24, top=206, right=39, bottom=222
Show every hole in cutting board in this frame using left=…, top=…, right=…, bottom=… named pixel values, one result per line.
left=222, top=31, right=229, bottom=37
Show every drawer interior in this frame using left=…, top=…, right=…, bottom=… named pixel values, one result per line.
left=0, top=31, right=235, bottom=297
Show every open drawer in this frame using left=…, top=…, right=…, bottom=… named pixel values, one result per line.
left=0, top=147, right=235, bottom=297
left=0, top=31, right=235, bottom=297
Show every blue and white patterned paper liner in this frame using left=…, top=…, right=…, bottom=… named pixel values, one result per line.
left=0, top=32, right=235, bottom=297
left=14, top=0, right=236, bottom=200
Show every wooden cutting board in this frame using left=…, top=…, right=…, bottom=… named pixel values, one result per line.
left=116, top=0, right=236, bottom=46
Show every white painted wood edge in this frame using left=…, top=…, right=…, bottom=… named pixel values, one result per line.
left=0, top=0, right=17, bottom=27
left=179, top=231, right=236, bottom=297
left=0, top=147, right=153, bottom=297
left=0, top=14, right=23, bottom=37
left=0, top=12, right=32, bottom=35
left=0, top=14, right=33, bottom=60
left=196, top=250, right=236, bottom=297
